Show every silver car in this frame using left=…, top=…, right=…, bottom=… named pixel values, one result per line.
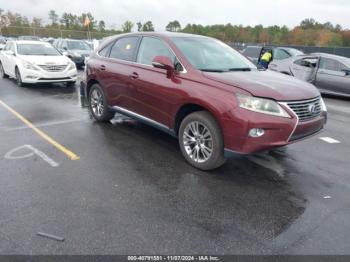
left=269, top=53, right=350, bottom=97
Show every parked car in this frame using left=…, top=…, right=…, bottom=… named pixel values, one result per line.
left=269, top=53, right=350, bottom=97
left=83, top=32, right=327, bottom=170
left=242, top=46, right=304, bottom=65
left=0, top=40, right=77, bottom=87
left=53, top=39, right=92, bottom=68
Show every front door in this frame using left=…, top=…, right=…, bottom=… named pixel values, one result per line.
left=129, top=36, right=183, bottom=127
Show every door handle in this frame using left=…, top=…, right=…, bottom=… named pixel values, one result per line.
left=129, top=72, right=139, bottom=80
left=99, top=65, right=106, bottom=71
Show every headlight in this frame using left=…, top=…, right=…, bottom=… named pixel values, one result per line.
left=22, top=61, right=38, bottom=71
left=236, top=93, right=290, bottom=118
left=68, top=62, right=76, bottom=70
left=320, top=97, right=327, bottom=112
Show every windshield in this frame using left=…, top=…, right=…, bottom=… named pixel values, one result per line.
left=67, top=41, right=91, bottom=51
left=171, top=37, right=256, bottom=72
left=288, top=48, right=304, bottom=57
left=17, top=44, right=61, bottom=56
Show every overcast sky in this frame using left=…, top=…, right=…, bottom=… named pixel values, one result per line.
left=1, top=0, right=350, bottom=30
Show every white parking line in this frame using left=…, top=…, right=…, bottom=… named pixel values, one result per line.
left=319, top=137, right=341, bottom=144
left=6, top=119, right=82, bottom=131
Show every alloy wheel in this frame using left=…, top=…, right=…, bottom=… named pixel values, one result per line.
left=90, top=88, right=104, bottom=117
left=183, top=121, right=213, bottom=163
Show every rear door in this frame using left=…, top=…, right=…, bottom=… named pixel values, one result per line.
left=95, top=36, right=141, bottom=110
left=315, top=57, right=349, bottom=94
left=290, top=57, right=319, bottom=82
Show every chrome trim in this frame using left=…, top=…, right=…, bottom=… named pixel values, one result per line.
left=111, top=106, right=175, bottom=136
left=279, top=102, right=299, bottom=142
left=283, top=96, right=320, bottom=104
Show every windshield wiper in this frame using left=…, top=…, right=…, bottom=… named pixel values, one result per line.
left=227, top=68, right=252, bottom=72
left=199, top=68, right=228, bottom=73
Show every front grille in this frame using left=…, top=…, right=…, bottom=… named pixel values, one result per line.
left=286, top=97, right=321, bottom=122
left=38, top=77, right=71, bottom=80
left=38, top=65, right=67, bottom=72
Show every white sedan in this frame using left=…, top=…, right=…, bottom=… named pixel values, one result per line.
left=0, top=40, right=77, bottom=87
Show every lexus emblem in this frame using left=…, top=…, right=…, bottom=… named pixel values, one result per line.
left=308, top=104, right=317, bottom=114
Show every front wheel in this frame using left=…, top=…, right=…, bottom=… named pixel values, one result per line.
left=0, top=62, right=9, bottom=78
left=88, top=83, right=114, bottom=122
left=178, top=111, right=226, bottom=170
left=15, top=67, right=24, bottom=87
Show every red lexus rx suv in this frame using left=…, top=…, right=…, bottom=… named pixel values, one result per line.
left=84, top=32, right=327, bottom=170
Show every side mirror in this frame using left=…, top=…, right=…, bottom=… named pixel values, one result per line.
left=63, top=47, right=68, bottom=51
left=152, top=56, right=175, bottom=78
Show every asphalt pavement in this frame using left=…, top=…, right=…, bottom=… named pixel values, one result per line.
left=0, top=71, right=349, bottom=255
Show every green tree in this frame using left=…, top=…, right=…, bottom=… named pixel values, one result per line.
left=122, top=20, right=134, bottom=32
left=166, top=20, right=181, bottom=32
left=136, top=22, right=142, bottom=32
left=48, top=10, right=59, bottom=26
left=142, top=21, right=154, bottom=31
left=98, top=20, right=106, bottom=31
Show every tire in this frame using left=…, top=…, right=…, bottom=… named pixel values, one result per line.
left=178, top=111, right=226, bottom=170
left=15, top=67, right=24, bottom=87
left=88, top=83, right=114, bottom=122
left=0, top=62, right=9, bottom=78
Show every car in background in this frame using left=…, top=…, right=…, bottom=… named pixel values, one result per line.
left=242, top=46, right=304, bottom=65
left=0, top=39, right=6, bottom=51
left=0, top=40, right=77, bottom=87
left=53, top=39, right=92, bottom=69
left=269, top=53, right=350, bottom=97
left=17, top=35, right=41, bottom=41
left=83, top=32, right=327, bottom=170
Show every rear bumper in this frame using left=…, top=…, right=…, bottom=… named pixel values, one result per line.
left=222, top=108, right=327, bottom=157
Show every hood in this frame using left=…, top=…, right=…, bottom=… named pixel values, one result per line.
left=203, top=70, right=320, bottom=101
left=18, top=55, right=71, bottom=65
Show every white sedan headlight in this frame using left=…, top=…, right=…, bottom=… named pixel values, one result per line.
left=320, top=97, right=327, bottom=112
left=237, top=93, right=290, bottom=118
left=67, top=62, right=76, bottom=70
left=22, top=61, right=38, bottom=71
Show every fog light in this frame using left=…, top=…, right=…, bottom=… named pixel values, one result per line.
left=249, top=128, right=265, bottom=137
left=26, top=75, right=37, bottom=79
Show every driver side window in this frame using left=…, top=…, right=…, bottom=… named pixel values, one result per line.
left=137, top=37, right=175, bottom=66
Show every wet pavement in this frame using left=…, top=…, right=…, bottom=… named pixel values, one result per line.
left=0, top=72, right=349, bottom=254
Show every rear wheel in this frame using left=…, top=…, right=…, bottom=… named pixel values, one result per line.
left=88, top=83, right=114, bottom=122
left=0, top=62, right=9, bottom=78
left=178, top=111, right=226, bottom=170
left=15, top=67, right=24, bottom=87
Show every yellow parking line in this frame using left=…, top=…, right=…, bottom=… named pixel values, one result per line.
left=0, top=99, right=80, bottom=160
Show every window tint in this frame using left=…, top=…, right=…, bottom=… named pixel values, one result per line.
left=109, top=37, right=139, bottom=61
left=137, top=37, right=175, bottom=65
left=98, top=42, right=113, bottom=57
left=319, top=58, right=348, bottom=72
left=274, top=49, right=290, bottom=60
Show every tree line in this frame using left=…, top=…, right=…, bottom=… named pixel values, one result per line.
left=0, top=9, right=349, bottom=47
